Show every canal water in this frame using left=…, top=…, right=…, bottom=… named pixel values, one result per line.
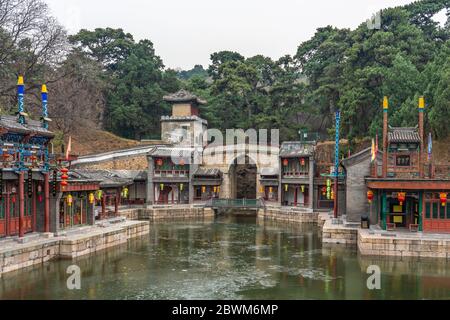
left=1, top=215, right=450, bottom=300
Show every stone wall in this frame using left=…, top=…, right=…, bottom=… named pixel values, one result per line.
left=322, top=219, right=359, bottom=245
left=257, top=207, right=319, bottom=223
left=0, top=240, right=60, bottom=274
left=344, top=156, right=370, bottom=223
left=59, top=221, right=149, bottom=259
left=141, top=206, right=215, bottom=220
left=0, top=220, right=150, bottom=275
left=74, top=155, right=148, bottom=170
left=358, top=229, right=450, bottom=259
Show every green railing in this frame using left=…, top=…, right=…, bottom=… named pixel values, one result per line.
left=207, top=198, right=264, bottom=209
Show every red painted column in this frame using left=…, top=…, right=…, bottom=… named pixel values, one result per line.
left=418, top=97, right=425, bottom=178
left=44, top=173, right=50, bottom=232
left=32, top=181, right=36, bottom=232
left=5, top=192, right=10, bottom=236
left=101, top=194, right=106, bottom=219
left=294, top=187, right=298, bottom=207
left=382, top=97, right=389, bottom=178
left=114, top=188, right=119, bottom=217
left=18, top=172, right=24, bottom=238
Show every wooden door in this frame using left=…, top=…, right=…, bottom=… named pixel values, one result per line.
left=9, top=194, right=19, bottom=236
left=0, top=197, right=5, bottom=237
left=423, top=200, right=450, bottom=233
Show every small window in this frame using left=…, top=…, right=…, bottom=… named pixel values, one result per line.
left=396, top=155, right=410, bottom=167
left=447, top=204, right=450, bottom=219
left=425, top=203, right=431, bottom=219
left=440, top=205, right=446, bottom=219
left=432, top=203, right=438, bottom=219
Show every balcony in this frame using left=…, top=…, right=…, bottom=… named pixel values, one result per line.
left=154, top=170, right=189, bottom=178
left=282, top=171, right=309, bottom=178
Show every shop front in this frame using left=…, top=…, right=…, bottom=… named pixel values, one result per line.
left=155, top=183, right=189, bottom=204
left=193, top=185, right=220, bottom=202
left=423, top=192, right=450, bottom=233
left=281, top=184, right=309, bottom=207
left=380, top=191, right=420, bottom=230
left=59, top=192, right=90, bottom=229
left=0, top=171, right=48, bottom=237
left=367, top=179, right=450, bottom=233
left=262, top=186, right=278, bottom=203
left=55, top=180, right=99, bottom=231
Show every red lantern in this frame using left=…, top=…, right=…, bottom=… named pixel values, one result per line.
left=440, top=193, right=448, bottom=207
left=61, top=168, right=69, bottom=174
left=156, top=158, right=163, bottom=166
left=11, top=196, right=16, bottom=204
left=397, top=192, right=406, bottom=206
left=321, top=186, right=327, bottom=196
left=38, top=195, right=43, bottom=203
left=283, top=159, right=289, bottom=166
left=60, top=180, right=68, bottom=187
left=300, top=158, right=306, bottom=166
left=367, top=190, right=374, bottom=203
left=61, top=174, right=69, bottom=180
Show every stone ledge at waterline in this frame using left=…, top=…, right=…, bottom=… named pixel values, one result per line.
left=131, top=206, right=215, bottom=220
left=257, top=207, right=319, bottom=223
left=358, top=229, right=450, bottom=259
left=0, top=220, right=150, bottom=275
left=322, top=219, right=359, bottom=245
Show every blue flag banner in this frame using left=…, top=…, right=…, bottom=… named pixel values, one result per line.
left=428, top=133, right=432, bottom=161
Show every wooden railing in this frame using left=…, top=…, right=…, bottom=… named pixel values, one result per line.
left=154, top=170, right=189, bottom=178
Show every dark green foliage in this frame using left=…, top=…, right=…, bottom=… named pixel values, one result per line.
left=71, top=29, right=181, bottom=140
left=177, top=65, right=208, bottom=80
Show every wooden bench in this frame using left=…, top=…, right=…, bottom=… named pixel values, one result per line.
left=409, top=224, right=419, bottom=232
left=386, top=223, right=396, bottom=231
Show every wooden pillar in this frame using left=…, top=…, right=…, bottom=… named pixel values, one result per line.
left=114, top=189, right=119, bottom=217
left=419, top=191, right=423, bottom=232
left=101, top=194, right=106, bottom=219
left=18, top=172, right=24, bottom=238
left=381, top=192, right=387, bottom=230
left=294, top=187, right=297, bottom=207
left=44, top=173, right=50, bottom=232
left=5, top=192, right=10, bottom=236
left=382, top=97, right=389, bottom=178
left=418, top=97, right=425, bottom=178
left=32, top=181, right=36, bottom=232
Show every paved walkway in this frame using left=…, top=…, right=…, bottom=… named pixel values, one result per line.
left=0, top=218, right=137, bottom=254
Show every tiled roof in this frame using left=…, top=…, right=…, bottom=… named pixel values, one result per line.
left=260, top=167, right=279, bottom=176
left=72, top=169, right=134, bottom=188
left=193, top=168, right=222, bottom=177
left=163, top=89, right=207, bottom=105
left=148, top=146, right=196, bottom=158
left=280, top=141, right=314, bottom=157
left=0, top=115, right=54, bottom=137
left=388, top=127, right=421, bottom=143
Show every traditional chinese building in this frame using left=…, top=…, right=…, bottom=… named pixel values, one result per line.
left=0, top=78, right=55, bottom=238
left=147, top=90, right=208, bottom=205
left=279, top=141, right=315, bottom=209
left=366, top=97, right=450, bottom=233
left=0, top=77, right=101, bottom=238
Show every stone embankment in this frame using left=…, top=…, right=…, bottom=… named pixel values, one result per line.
left=0, top=220, right=149, bottom=275
left=120, top=206, right=214, bottom=221
left=257, top=207, right=319, bottom=223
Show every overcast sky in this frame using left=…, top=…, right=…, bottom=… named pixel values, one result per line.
left=45, top=0, right=429, bottom=70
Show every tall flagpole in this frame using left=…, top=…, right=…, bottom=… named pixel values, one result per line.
left=334, top=110, right=341, bottom=219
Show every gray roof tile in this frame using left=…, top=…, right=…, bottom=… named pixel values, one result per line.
left=388, top=127, right=421, bottom=143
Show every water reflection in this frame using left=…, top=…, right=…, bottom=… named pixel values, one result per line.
left=0, top=215, right=449, bottom=300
